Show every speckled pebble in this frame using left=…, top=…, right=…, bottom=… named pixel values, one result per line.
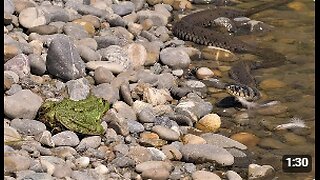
left=10, top=119, right=46, bottom=136
left=52, top=131, right=80, bottom=147
left=76, top=136, right=102, bottom=152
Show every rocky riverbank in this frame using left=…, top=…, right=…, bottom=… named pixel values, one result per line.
left=4, top=0, right=307, bottom=179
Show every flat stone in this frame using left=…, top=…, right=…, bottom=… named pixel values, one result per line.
left=192, top=171, right=221, bottom=180
left=4, top=90, right=43, bottom=119
left=46, top=35, right=86, bottom=80
left=258, top=138, right=288, bottom=149
left=201, top=133, right=247, bottom=150
left=28, top=25, right=58, bottom=35
left=10, top=119, right=46, bottom=136
left=52, top=131, right=80, bottom=147
left=141, top=168, right=170, bottom=180
left=152, top=125, right=180, bottom=141
left=86, top=61, right=125, bottom=74
left=180, top=144, right=234, bottom=166
left=135, top=161, right=173, bottom=173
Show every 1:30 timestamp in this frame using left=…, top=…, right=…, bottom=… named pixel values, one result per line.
left=282, top=155, right=312, bottom=173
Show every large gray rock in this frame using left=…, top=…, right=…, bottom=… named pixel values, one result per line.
left=46, top=35, right=86, bottom=80
left=180, top=144, right=234, bottom=166
left=10, top=119, right=46, bottom=136
left=4, top=90, right=43, bottom=119
left=160, top=47, right=191, bottom=69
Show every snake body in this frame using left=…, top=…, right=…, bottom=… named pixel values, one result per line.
left=173, top=1, right=291, bottom=100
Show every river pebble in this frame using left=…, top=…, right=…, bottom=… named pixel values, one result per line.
left=52, top=131, right=80, bottom=147
left=4, top=54, right=30, bottom=79
left=4, top=155, right=32, bottom=173
left=201, top=133, right=247, bottom=150
left=10, top=119, right=46, bottom=136
left=182, top=134, right=206, bottom=144
left=76, top=136, right=102, bottom=152
left=66, top=77, right=90, bottom=101
left=248, top=164, right=275, bottom=180
left=152, top=125, right=180, bottom=141
left=192, top=171, right=221, bottom=180
left=181, top=144, right=234, bottom=166
left=91, top=83, right=120, bottom=103
left=195, top=113, right=221, bottom=132
left=4, top=89, right=43, bottom=119
left=230, top=132, right=260, bottom=147
left=160, top=47, right=191, bottom=69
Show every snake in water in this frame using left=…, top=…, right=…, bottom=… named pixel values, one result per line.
left=172, top=0, right=292, bottom=106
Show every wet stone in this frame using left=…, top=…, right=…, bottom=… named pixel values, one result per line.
left=201, top=133, right=247, bottom=150
left=180, top=144, right=234, bottom=166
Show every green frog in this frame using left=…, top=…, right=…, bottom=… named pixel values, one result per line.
left=39, top=95, right=109, bottom=135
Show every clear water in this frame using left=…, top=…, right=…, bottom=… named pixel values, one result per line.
left=189, top=0, right=315, bottom=179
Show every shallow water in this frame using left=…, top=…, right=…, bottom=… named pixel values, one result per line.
left=186, top=0, right=315, bottom=179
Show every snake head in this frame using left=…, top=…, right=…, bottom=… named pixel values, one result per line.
left=225, top=83, right=261, bottom=101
